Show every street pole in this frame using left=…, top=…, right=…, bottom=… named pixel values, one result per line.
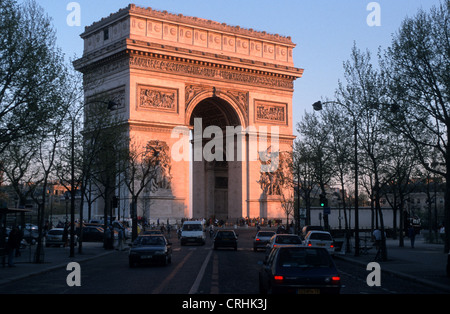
left=312, top=100, right=360, bottom=256
left=70, top=118, right=75, bottom=258
left=353, top=119, right=360, bottom=257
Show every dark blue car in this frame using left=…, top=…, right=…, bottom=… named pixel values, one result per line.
left=259, top=246, right=341, bottom=294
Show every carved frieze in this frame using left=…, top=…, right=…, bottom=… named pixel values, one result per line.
left=254, top=100, right=287, bottom=124
left=130, top=55, right=294, bottom=90
left=137, top=85, right=178, bottom=113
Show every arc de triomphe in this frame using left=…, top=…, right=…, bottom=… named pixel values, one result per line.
left=74, top=4, right=303, bottom=223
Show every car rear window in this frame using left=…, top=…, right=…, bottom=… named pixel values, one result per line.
left=309, top=233, right=332, bottom=241
left=275, top=236, right=302, bottom=244
left=278, top=248, right=332, bottom=268
left=258, top=232, right=275, bottom=237
left=216, top=231, right=235, bottom=238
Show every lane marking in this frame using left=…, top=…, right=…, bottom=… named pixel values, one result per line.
left=189, top=249, right=213, bottom=294
left=152, top=250, right=194, bottom=294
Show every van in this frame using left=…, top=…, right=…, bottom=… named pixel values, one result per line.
left=180, top=221, right=206, bottom=245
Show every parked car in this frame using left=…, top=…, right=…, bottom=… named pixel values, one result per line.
left=253, top=231, right=276, bottom=251
left=303, top=231, right=335, bottom=255
left=80, top=226, right=105, bottom=242
left=45, top=228, right=76, bottom=247
left=129, top=235, right=172, bottom=267
left=265, top=234, right=303, bottom=256
left=259, top=246, right=341, bottom=294
left=214, top=230, right=238, bottom=250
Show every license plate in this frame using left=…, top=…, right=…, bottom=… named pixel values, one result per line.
left=317, top=243, right=325, bottom=246
left=297, top=289, right=320, bottom=294
left=141, top=255, right=153, bottom=259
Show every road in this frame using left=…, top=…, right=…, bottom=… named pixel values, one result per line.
left=0, top=228, right=443, bottom=295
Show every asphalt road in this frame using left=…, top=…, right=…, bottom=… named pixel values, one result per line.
left=0, top=227, right=443, bottom=295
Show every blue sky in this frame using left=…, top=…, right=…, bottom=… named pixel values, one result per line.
left=32, top=0, right=443, bottom=129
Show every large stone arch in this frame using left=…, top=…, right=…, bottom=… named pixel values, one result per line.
left=74, top=4, right=303, bottom=224
left=187, top=94, right=245, bottom=221
left=185, top=86, right=249, bottom=129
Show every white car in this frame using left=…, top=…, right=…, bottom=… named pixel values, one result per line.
left=265, top=234, right=303, bottom=256
left=45, top=228, right=77, bottom=247
left=303, top=231, right=335, bottom=255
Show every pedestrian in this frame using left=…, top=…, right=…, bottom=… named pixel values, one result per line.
left=117, top=228, right=124, bottom=251
left=7, top=227, right=21, bottom=267
left=167, top=224, right=171, bottom=239
left=408, top=225, right=416, bottom=248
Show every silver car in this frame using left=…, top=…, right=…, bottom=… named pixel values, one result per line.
left=253, top=231, right=276, bottom=251
left=45, top=228, right=76, bottom=247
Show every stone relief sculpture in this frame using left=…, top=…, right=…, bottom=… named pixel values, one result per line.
left=258, top=149, right=291, bottom=196
left=145, top=140, right=172, bottom=191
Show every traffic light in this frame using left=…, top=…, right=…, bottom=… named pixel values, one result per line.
left=319, top=194, right=327, bottom=208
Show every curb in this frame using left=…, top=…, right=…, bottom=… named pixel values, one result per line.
left=334, top=254, right=450, bottom=293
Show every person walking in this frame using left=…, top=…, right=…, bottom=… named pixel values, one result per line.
left=7, top=227, right=21, bottom=267
left=117, top=228, right=124, bottom=251
left=408, top=225, right=416, bottom=248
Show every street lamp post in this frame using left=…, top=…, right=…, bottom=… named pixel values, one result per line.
left=312, top=101, right=360, bottom=256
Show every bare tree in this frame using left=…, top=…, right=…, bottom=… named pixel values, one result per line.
left=381, top=1, right=450, bottom=252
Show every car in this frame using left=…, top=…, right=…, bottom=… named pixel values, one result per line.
left=45, top=228, right=77, bottom=247
left=180, top=220, right=206, bottom=245
left=214, top=230, right=238, bottom=250
left=301, top=225, right=324, bottom=238
left=265, top=234, right=303, bottom=256
left=303, top=231, right=335, bottom=255
left=79, top=226, right=105, bottom=242
left=129, top=235, right=172, bottom=267
left=253, top=231, right=276, bottom=251
left=259, top=246, right=341, bottom=294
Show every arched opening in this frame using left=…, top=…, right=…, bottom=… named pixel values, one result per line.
left=189, top=97, right=243, bottom=222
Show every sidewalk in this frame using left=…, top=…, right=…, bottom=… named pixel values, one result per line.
left=335, top=234, right=450, bottom=293
left=0, top=242, right=116, bottom=286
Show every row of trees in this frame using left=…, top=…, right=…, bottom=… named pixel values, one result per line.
left=295, top=1, right=449, bottom=257
left=0, top=0, right=164, bottom=262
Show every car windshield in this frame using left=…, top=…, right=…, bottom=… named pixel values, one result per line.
left=135, top=236, right=165, bottom=246
left=183, top=224, right=202, bottom=231
left=48, top=230, right=63, bottom=235
left=275, top=236, right=302, bottom=244
left=216, top=231, right=235, bottom=238
left=278, top=248, right=332, bottom=268
left=309, top=233, right=332, bottom=241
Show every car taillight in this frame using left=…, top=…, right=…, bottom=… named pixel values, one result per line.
left=332, top=276, right=340, bottom=283
left=307, top=242, right=312, bottom=247
left=274, top=275, right=284, bottom=281
left=330, top=244, right=334, bottom=248
left=256, top=238, right=260, bottom=241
